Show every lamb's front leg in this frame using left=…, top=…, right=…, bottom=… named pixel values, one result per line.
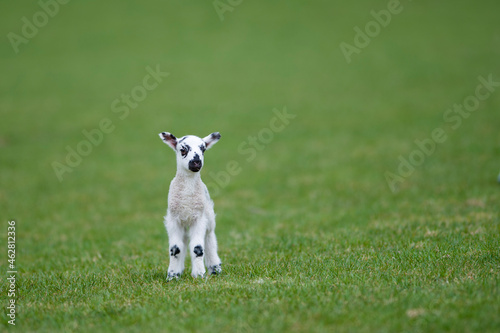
left=165, top=216, right=186, bottom=280
left=189, top=222, right=207, bottom=278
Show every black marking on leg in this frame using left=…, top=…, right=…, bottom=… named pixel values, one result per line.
left=170, top=245, right=180, bottom=257
left=193, top=245, right=203, bottom=257
left=167, top=271, right=181, bottom=281
left=210, top=264, right=222, bottom=275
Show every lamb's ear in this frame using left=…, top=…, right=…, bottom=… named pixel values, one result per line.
left=159, top=132, right=177, bottom=151
left=203, top=132, right=221, bottom=150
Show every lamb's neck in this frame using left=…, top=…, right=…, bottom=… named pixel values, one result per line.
left=174, top=170, right=202, bottom=186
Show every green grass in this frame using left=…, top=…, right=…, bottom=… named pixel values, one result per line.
left=1, top=0, right=499, bottom=331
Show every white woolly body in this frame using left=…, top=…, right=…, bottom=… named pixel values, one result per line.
left=167, top=174, right=215, bottom=230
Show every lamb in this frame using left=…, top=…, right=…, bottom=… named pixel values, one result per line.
left=158, top=131, right=223, bottom=280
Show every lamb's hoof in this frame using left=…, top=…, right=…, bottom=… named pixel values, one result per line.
left=167, top=272, right=181, bottom=281
left=209, top=264, right=222, bottom=275
left=191, top=272, right=206, bottom=279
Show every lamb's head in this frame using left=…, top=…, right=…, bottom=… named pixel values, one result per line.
left=159, top=132, right=221, bottom=173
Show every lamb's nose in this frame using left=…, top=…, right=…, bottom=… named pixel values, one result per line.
left=188, top=157, right=203, bottom=172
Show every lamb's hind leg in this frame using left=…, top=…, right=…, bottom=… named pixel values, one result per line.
left=205, top=230, right=222, bottom=275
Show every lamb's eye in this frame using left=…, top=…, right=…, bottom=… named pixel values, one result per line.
left=180, top=147, right=188, bottom=157
left=200, top=145, right=206, bottom=154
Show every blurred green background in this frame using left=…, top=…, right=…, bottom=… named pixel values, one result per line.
left=1, top=0, right=499, bottom=331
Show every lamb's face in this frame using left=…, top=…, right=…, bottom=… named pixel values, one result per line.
left=176, top=136, right=206, bottom=172
left=159, top=132, right=221, bottom=173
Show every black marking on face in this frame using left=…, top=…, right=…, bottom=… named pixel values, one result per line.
left=170, top=245, right=180, bottom=257
left=199, top=144, right=206, bottom=154
left=179, top=144, right=191, bottom=158
left=179, top=136, right=187, bottom=144
left=188, top=153, right=202, bottom=172
left=193, top=245, right=203, bottom=257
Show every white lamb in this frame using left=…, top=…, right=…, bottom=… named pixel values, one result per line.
left=159, top=132, right=222, bottom=280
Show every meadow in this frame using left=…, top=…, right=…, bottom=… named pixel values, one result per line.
left=1, top=0, right=499, bottom=332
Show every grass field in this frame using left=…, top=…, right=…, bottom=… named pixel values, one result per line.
left=1, top=0, right=499, bottom=332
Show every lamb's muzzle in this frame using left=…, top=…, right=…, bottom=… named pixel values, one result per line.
left=188, top=153, right=202, bottom=172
